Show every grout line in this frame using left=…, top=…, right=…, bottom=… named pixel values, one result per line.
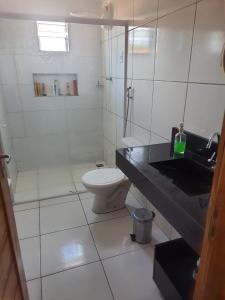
left=182, top=2, right=198, bottom=123
left=18, top=205, right=130, bottom=241
left=20, top=223, right=88, bottom=240
left=128, top=0, right=198, bottom=32
left=29, top=226, right=157, bottom=282
left=79, top=193, right=115, bottom=300
left=38, top=199, right=43, bottom=300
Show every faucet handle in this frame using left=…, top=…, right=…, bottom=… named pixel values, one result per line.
left=206, top=132, right=220, bottom=149
left=207, top=152, right=216, bottom=163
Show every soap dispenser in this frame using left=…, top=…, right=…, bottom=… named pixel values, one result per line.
left=174, top=123, right=186, bottom=154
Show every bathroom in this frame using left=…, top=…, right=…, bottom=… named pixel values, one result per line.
left=0, top=0, right=224, bottom=299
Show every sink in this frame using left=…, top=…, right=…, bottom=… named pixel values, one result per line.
left=150, top=158, right=213, bottom=196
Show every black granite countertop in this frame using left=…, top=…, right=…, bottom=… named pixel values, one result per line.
left=116, top=143, right=212, bottom=255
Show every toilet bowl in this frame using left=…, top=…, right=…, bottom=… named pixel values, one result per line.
left=82, top=168, right=130, bottom=214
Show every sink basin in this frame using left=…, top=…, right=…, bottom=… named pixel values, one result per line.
left=150, top=158, right=213, bottom=196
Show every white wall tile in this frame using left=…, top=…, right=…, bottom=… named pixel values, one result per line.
left=116, top=116, right=124, bottom=148
left=115, top=33, right=126, bottom=78
left=151, top=81, right=187, bottom=140
left=158, top=0, right=196, bottom=18
left=0, top=55, right=17, bottom=84
left=133, top=0, right=158, bottom=26
left=184, top=83, right=225, bottom=138
left=155, top=6, right=195, bottom=81
left=115, top=78, right=125, bottom=118
left=66, top=108, right=102, bottom=134
left=150, top=132, right=169, bottom=145
left=13, top=135, right=69, bottom=170
left=130, top=123, right=151, bottom=145
left=129, top=22, right=156, bottom=80
left=130, top=80, right=153, bottom=130
left=20, top=84, right=65, bottom=111
left=8, top=112, right=25, bottom=138
left=24, top=111, right=66, bottom=136
left=105, top=79, right=117, bottom=114
left=112, top=0, right=133, bottom=21
left=68, top=132, right=103, bottom=161
left=103, top=110, right=117, bottom=145
left=69, top=24, right=101, bottom=57
left=189, top=0, right=225, bottom=84
left=2, top=84, right=22, bottom=113
left=103, top=138, right=116, bottom=167
left=64, top=91, right=102, bottom=110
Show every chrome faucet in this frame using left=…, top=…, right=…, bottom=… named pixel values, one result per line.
left=206, top=132, right=220, bottom=165
left=206, top=132, right=220, bottom=149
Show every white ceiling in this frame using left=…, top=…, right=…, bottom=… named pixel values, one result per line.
left=0, top=0, right=103, bottom=18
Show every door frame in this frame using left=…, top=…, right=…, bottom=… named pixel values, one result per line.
left=0, top=153, right=29, bottom=299
left=193, top=112, right=225, bottom=299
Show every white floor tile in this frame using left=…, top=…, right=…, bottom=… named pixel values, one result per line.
left=39, top=184, right=75, bottom=200
left=79, top=192, right=94, bottom=200
left=20, top=237, right=41, bottom=280
left=40, top=195, right=79, bottom=207
left=17, top=170, right=38, bottom=177
left=41, top=226, right=99, bottom=276
left=74, top=182, right=87, bottom=193
left=81, top=197, right=129, bottom=224
left=90, top=216, right=146, bottom=259
left=14, top=189, right=39, bottom=203
left=38, top=166, right=70, bottom=176
left=39, top=173, right=72, bottom=189
left=27, top=278, right=42, bottom=300
left=42, top=262, right=113, bottom=300
left=103, top=247, right=163, bottom=300
left=16, top=174, right=38, bottom=193
left=13, top=201, right=39, bottom=212
left=15, top=208, right=39, bottom=239
left=40, top=201, right=87, bottom=234
left=151, top=223, right=168, bottom=245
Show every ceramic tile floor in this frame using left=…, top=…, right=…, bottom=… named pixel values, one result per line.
left=14, top=191, right=166, bottom=300
left=13, top=163, right=100, bottom=203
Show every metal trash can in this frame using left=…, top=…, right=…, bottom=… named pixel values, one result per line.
left=131, top=208, right=155, bottom=244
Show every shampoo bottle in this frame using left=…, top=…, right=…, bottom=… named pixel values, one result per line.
left=174, top=123, right=186, bottom=154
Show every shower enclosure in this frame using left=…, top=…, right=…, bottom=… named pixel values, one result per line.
left=0, top=17, right=126, bottom=203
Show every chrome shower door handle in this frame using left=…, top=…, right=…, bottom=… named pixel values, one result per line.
left=0, top=154, right=11, bottom=164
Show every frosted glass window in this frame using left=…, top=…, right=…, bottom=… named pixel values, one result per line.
left=37, top=21, right=69, bottom=52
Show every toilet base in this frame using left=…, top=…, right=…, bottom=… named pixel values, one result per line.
left=92, top=179, right=131, bottom=214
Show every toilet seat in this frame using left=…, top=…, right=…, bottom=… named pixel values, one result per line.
left=82, top=168, right=125, bottom=188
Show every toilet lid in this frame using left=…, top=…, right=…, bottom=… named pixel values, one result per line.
left=82, top=168, right=125, bottom=187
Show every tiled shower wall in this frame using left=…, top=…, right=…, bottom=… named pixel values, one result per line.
left=102, top=0, right=225, bottom=238
left=0, top=19, right=103, bottom=171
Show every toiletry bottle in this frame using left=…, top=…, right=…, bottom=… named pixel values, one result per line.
left=66, top=82, right=71, bottom=96
left=174, top=123, right=186, bottom=154
left=54, top=80, right=59, bottom=96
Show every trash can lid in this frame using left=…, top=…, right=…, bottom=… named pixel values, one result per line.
left=133, top=208, right=155, bottom=222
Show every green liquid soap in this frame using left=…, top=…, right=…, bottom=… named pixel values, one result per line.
left=174, top=141, right=186, bottom=154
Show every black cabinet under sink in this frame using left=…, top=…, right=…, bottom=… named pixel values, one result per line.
left=153, top=238, right=199, bottom=300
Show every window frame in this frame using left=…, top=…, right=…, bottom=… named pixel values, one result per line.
left=36, top=21, right=70, bottom=53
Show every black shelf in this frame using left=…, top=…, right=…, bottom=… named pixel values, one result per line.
left=153, top=238, right=199, bottom=300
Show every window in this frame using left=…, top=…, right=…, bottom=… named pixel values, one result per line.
left=37, top=21, right=69, bottom=52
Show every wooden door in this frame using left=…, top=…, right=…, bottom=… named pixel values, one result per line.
left=193, top=113, right=225, bottom=299
left=0, top=143, right=29, bottom=299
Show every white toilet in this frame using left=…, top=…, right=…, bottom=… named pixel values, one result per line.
left=82, top=168, right=130, bottom=214
left=81, top=137, right=145, bottom=214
